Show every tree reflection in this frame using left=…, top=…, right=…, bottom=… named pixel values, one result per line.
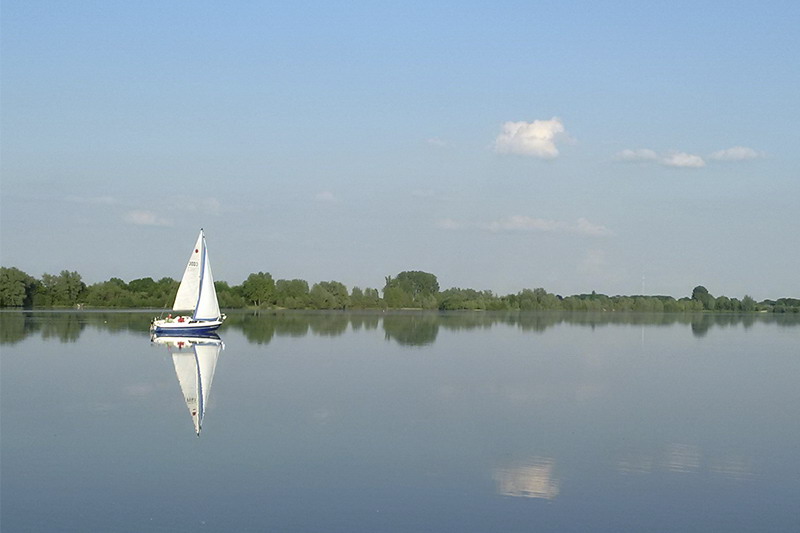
left=690, top=314, right=713, bottom=338
left=349, top=313, right=380, bottom=331
left=2, top=310, right=797, bottom=345
left=273, top=313, right=311, bottom=337
left=382, top=313, right=439, bottom=346
left=40, top=313, right=85, bottom=342
left=0, top=312, right=31, bottom=345
left=308, top=313, right=349, bottom=337
left=234, top=313, right=276, bottom=345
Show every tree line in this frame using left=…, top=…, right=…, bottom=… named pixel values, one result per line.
left=1, top=266, right=798, bottom=313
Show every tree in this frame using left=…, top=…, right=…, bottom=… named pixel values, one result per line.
left=215, top=281, right=246, bottom=308
left=241, top=272, right=275, bottom=307
left=274, top=279, right=309, bottom=309
left=517, top=288, right=560, bottom=310
left=691, top=285, right=715, bottom=310
left=350, top=287, right=365, bottom=309
left=361, top=287, right=384, bottom=309
left=128, top=277, right=157, bottom=295
left=84, top=280, right=133, bottom=307
left=0, top=267, right=38, bottom=307
left=40, top=270, right=86, bottom=307
left=741, top=295, right=756, bottom=312
left=715, top=295, right=732, bottom=311
left=383, top=271, right=439, bottom=309
left=310, top=281, right=350, bottom=310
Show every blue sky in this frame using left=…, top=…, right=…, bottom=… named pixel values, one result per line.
left=2, top=1, right=798, bottom=300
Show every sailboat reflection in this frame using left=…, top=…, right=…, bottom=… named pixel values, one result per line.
left=152, top=334, right=224, bottom=436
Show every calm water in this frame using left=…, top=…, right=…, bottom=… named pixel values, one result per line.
left=2, top=311, right=798, bottom=532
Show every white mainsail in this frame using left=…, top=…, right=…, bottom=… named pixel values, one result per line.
left=171, top=339, right=222, bottom=435
left=171, top=230, right=221, bottom=320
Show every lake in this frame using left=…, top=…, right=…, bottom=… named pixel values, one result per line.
left=1, top=311, right=798, bottom=532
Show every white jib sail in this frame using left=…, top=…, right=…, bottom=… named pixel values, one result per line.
left=194, top=241, right=221, bottom=320
left=172, top=231, right=205, bottom=312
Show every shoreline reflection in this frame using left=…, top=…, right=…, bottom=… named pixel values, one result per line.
left=2, top=310, right=797, bottom=345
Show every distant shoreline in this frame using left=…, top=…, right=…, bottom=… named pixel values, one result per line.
left=1, top=266, right=798, bottom=313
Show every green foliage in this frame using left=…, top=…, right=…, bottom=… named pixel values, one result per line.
left=215, top=281, right=247, bottom=308
left=692, top=285, right=716, bottom=310
left=39, top=271, right=86, bottom=307
left=274, top=279, right=310, bottom=309
left=438, top=288, right=508, bottom=311
left=516, top=288, right=562, bottom=311
left=84, top=276, right=178, bottom=308
left=241, top=272, right=275, bottom=307
left=2, top=266, right=797, bottom=314
left=310, top=281, right=350, bottom=310
left=383, top=271, right=439, bottom=309
left=85, top=280, right=134, bottom=307
left=771, top=298, right=800, bottom=313
left=691, top=285, right=709, bottom=299
left=350, top=286, right=384, bottom=309
left=0, top=267, right=38, bottom=307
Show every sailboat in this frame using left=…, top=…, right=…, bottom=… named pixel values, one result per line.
left=151, top=229, right=226, bottom=335
left=152, top=335, right=223, bottom=436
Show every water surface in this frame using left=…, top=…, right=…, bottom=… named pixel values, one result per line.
left=2, top=311, right=798, bottom=532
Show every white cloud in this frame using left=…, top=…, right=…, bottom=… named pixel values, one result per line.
left=661, top=152, right=706, bottom=168
left=617, top=145, right=765, bottom=168
left=441, top=215, right=612, bottom=237
left=201, top=198, right=222, bottom=214
left=437, top=218, right=463, bottom=230
left=616, top=148, right=705, bottom=168
left=494, top=117, right=566, bottom=159
left=708, top=146, right=763, bottom=161
left=575, top=217, right=614, bottom=237
left=487, top=215, right=561, bottom=232
left=64, top=195, right=117, bottom=205
left=615, top=149, right=659, bottom=162
left=578, top=249, right=609, bottom=276
left=175, top=197, right=222, bottom=214
left=315, top=191, right=338, bottom=203
left=426, top=137, right=448, bottom=147
left=124, top=210, right=173, bottom=227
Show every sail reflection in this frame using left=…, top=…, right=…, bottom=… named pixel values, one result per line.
left=494, top=457, right=560, bottom=500
left=152, top=334, right=223, bottom=436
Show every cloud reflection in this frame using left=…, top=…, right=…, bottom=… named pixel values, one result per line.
left=494, top=457, right=560, bottom=500
left=617, top=444, right=754, bottom=480
left=663, top=443, right=701, bottom=473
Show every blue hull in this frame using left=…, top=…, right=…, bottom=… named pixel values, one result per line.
left=152, top=324, right=221, bottom=336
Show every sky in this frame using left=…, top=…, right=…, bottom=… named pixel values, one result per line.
left=1, top=1, right=798, bottom=301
